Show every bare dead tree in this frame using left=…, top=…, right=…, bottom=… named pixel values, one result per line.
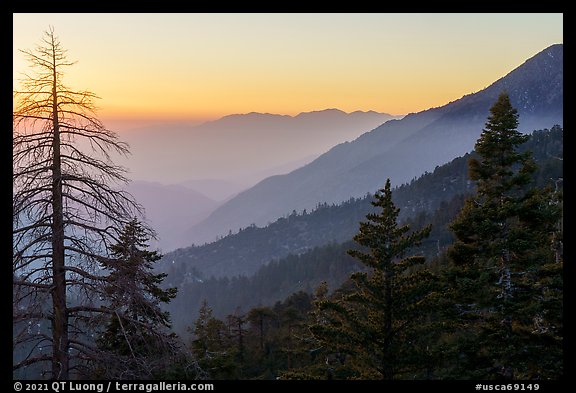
left=13, top=27, right=145, bottom=380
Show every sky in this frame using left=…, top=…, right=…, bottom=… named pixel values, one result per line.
left=13, top=13, right=563, bottom=130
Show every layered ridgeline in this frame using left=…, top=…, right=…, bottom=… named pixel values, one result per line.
left=124, top=181, right=220, bottom=251
left=121, top=109, right=400, bottom=251
left=184, top=44, right=563, bottom=246
left=121, top=109, right=400, bottom=188
left=160, top=127, right=563, bottom=334
left=158, top=126, right=563, bottom=282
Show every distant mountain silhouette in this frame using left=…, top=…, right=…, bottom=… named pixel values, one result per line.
left=174, top=178, right=245, bottom=202
left=121, top=109, right=400, bottom=187
left=125, top=181, right=219, bottom=252
left=185, top=44, right=563, bottom=245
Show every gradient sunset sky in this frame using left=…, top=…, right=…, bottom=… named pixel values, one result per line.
left=13, top=13, right=563, bottom=130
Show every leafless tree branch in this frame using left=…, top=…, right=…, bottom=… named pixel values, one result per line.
left=13, top=27, right=147, bottom=380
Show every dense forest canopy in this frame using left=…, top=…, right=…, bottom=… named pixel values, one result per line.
left=160, top=125, right=562, bottom=336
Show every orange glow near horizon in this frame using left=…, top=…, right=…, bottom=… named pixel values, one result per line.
left=13, top=13, right=563, bottom=130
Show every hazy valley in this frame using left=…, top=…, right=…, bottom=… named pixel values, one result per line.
left=13, top=20, right=563, bottom=381
left=182, top=44, right=563, bottom=246
left=118, top=109, right=401, bottom=251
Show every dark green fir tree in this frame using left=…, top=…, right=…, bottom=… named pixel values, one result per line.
left=307, top=179, right=438, bottom=379
left=94, top=219, right=181, bottom=379
left=446, top=92, right=563, bottom=379
left=190, top=300, right=238, bottom=379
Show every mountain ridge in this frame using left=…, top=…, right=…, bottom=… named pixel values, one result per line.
left=212, top=108, right=399, bottom=123
left=183, top=44, right=563, bottom=246
left=120, top=108, right=401, bottom=189
left=159, top=126, right=562, bottom=284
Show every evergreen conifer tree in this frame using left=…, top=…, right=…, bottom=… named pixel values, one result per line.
left=308, top=179, right=436, bottom=379
left=190, top=300, right=238, bottom=379
left=95, top=219, right=180, bottom=378
left=447, top=92, right=563, bottom=379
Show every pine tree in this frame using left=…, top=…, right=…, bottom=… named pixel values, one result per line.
left=247, top=307, right=275, bottom=353
left=190, top=300, right=238, bottom=379
left=446, top=92, right=563, bottom=379
left=308, top=179, right=436, bottom=379
left=279, top=282, right=335, bottom=380
left=95, top=219, right=181, bottom=379
left=226, top=311, right=247, bottom=367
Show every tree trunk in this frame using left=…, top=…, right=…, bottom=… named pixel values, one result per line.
left=236, top=318, right=245, bottom=363
left=13, top=28, right=142, bottom=377
left=50, top=54, right=69, bottom=380
left=382, top=269, right=393, bottom=380
left=259, top=316, right=264, bottom=352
